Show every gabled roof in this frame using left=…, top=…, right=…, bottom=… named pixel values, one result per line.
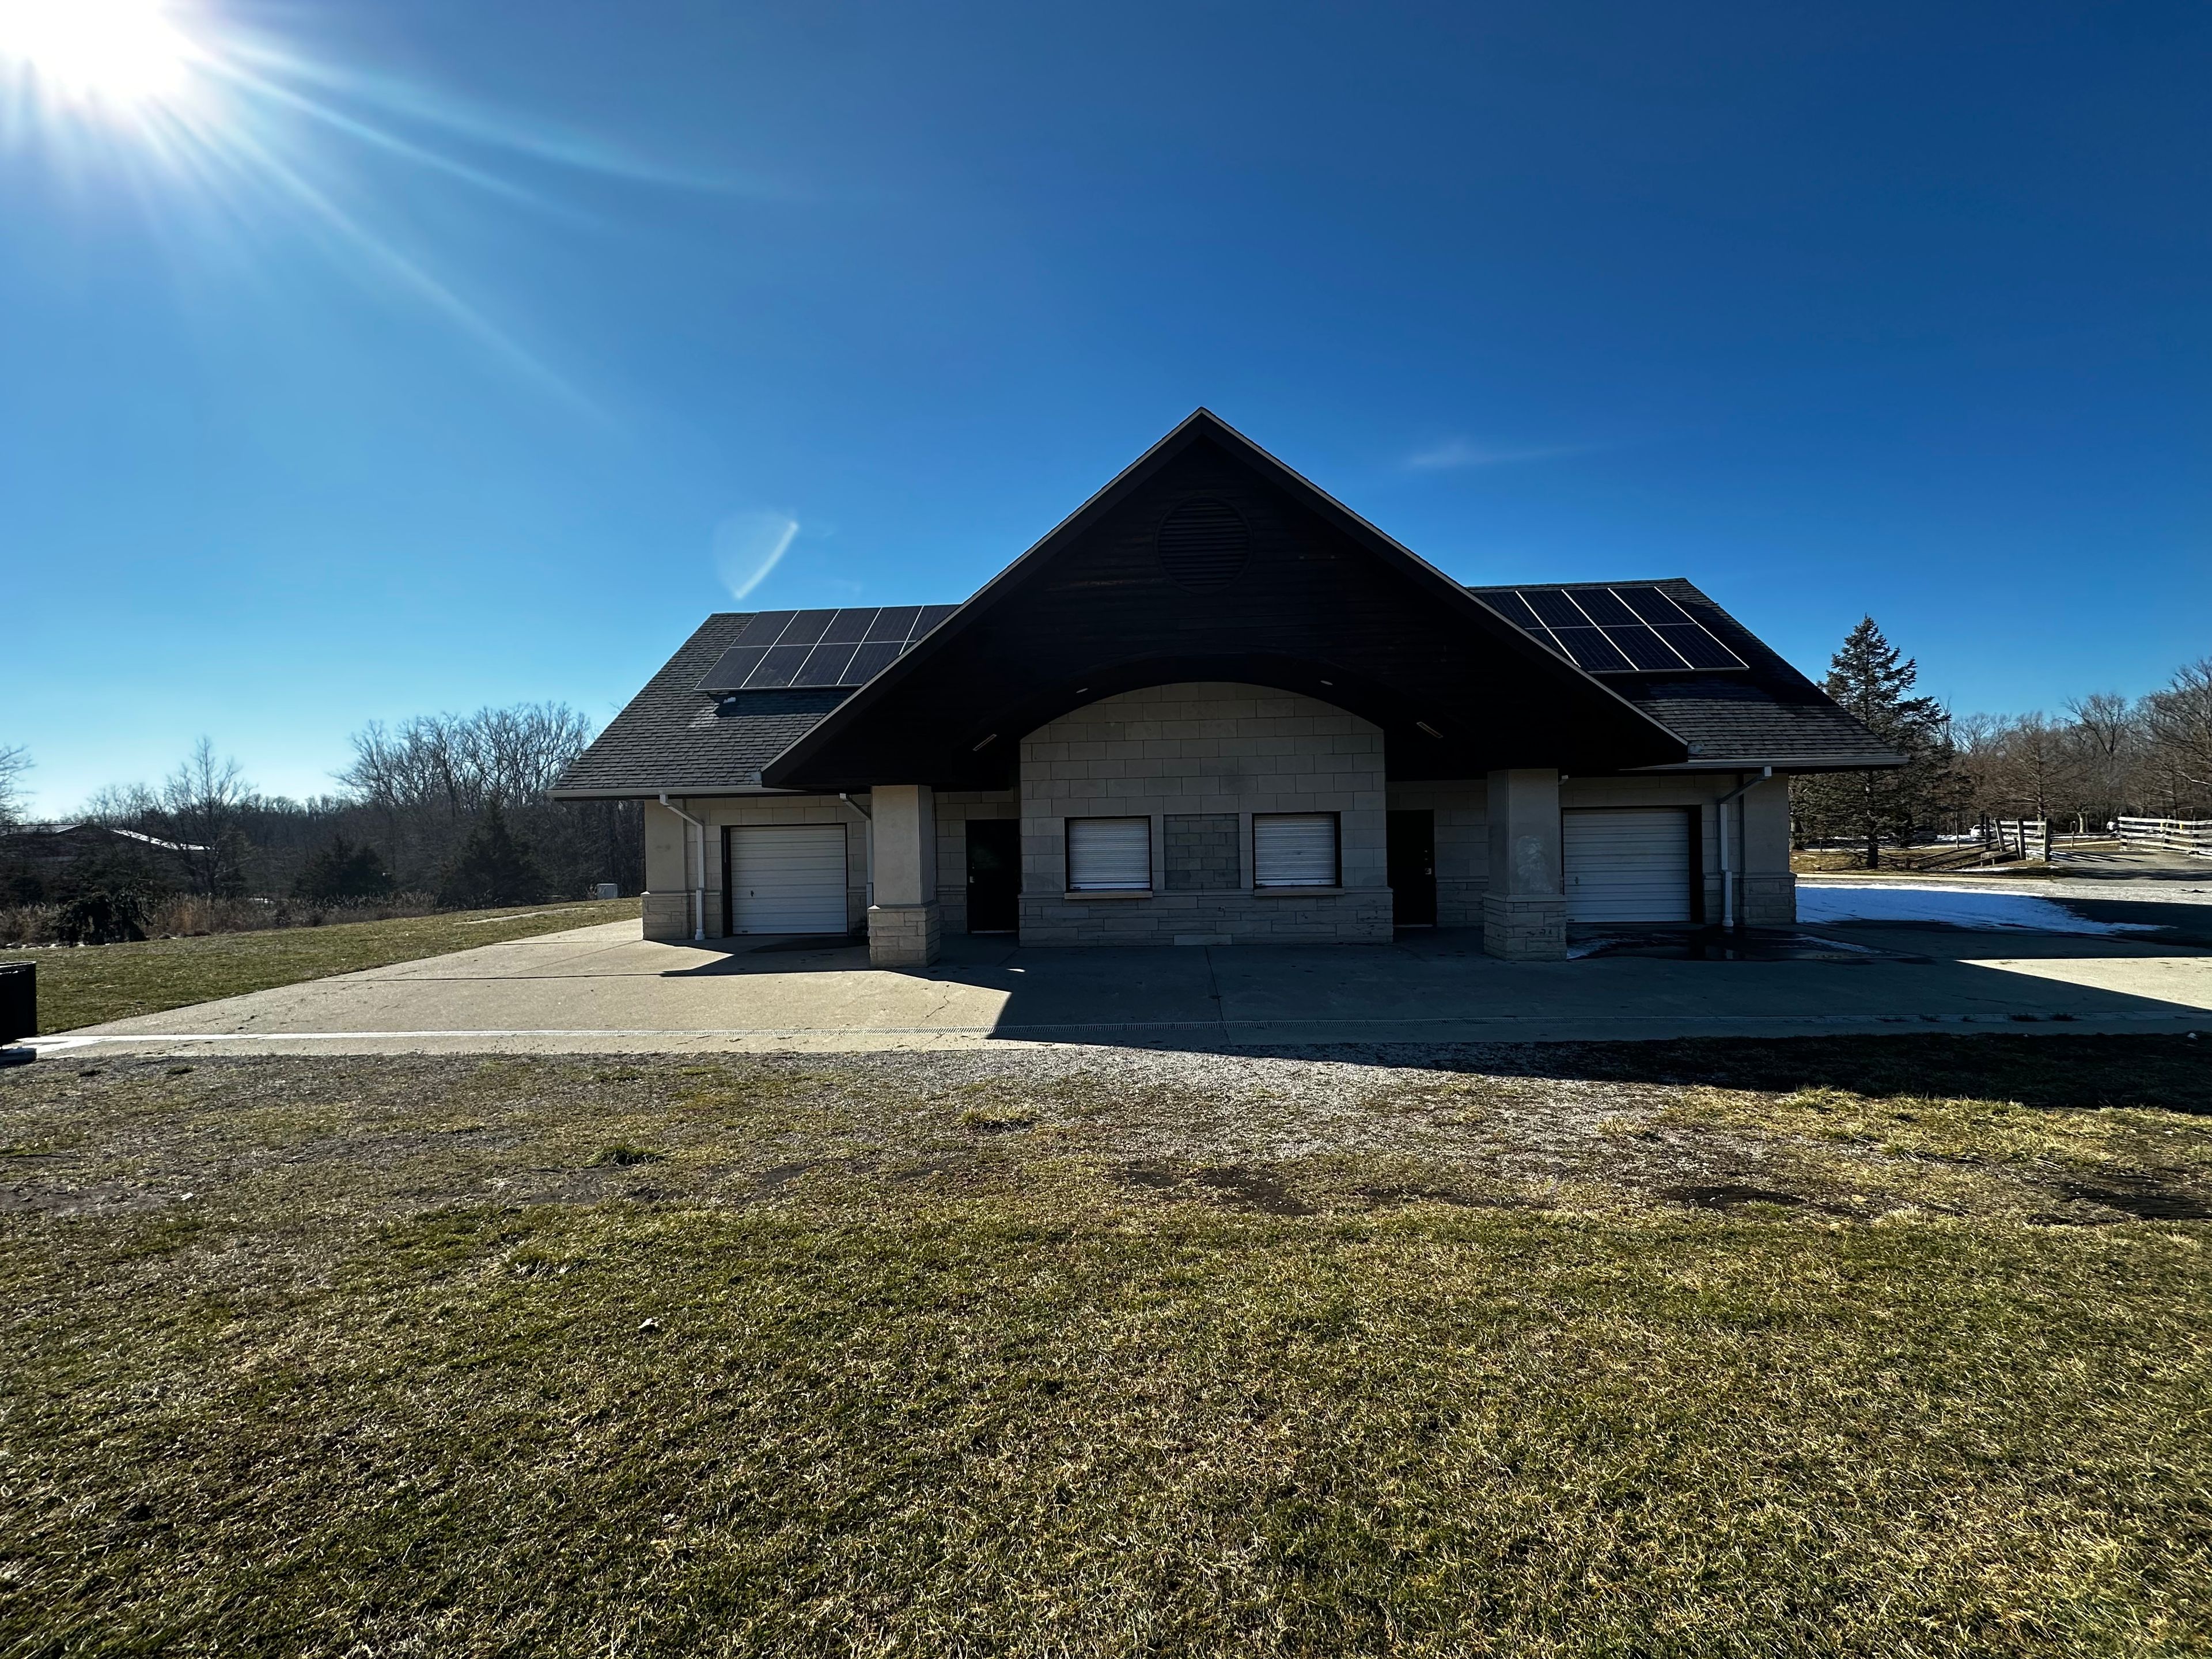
left=758, top=410, right=1687, bottom=790
left=555, top=411, right=1897, bottom=798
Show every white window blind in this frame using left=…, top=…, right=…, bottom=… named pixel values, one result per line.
left=1066, top=817, right=1152, bottom=891
left=1253, top=813, right=1338, bottom=888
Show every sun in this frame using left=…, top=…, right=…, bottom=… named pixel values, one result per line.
left=0, top=0, right=202, bottom=109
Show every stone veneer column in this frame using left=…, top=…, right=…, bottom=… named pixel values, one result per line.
left=866, top=784, right=941, bottom=967
left=1482, top=769, right=1566, bottom=961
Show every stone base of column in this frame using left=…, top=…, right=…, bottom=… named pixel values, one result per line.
left=1482, top=893, right=1567, bottom=961
left=642, top=891, right=692, bottom=942
left=868, top=902, right=942, bottom=967
left=1739, top=873, right=1797, bottom=929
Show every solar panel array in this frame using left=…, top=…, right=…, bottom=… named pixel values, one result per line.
left=696, top=605, right=962, bottom=694
left=1480, top=586, right=1747, bottom=674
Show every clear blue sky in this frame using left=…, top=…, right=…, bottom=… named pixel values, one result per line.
left=5, top=0, right=2205, bottom=816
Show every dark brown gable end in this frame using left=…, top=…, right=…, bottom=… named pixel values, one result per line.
left=763, top=410, right=1687, bottom=791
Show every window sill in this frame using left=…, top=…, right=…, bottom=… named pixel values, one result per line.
left=1063, top=888, right=1153, bottom=900
left=1252, top=885, right=1344, bottom=897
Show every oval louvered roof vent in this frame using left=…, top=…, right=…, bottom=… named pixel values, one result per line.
left=1156, top=497, right=1250, bottom=590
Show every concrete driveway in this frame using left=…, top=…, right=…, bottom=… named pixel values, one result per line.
left=34, top=895, right=2212, bottom=1056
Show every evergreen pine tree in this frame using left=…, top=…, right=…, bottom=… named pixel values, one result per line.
left=1794, top=617, right=1955, bottom=869
left=437, top=801, right=548, bottom=908
left=294, top=834, right=396, bottom=902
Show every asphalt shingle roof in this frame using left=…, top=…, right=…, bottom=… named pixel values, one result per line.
left=554, top=613, right=855, bottom=796
left=1467, top=578, right=1899, bottom=769
left=557, top=580, right=1895, bottom=797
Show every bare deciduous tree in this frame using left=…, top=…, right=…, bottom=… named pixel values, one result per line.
left=2143, top=658, right=2212, bottom=812
left=2063, top=691, right=2132, bottom=830
left=340, top=703, right=594, bottom=817
left=145, top=738, right=257, bottom=896
left=0, top=745, right=29, bottom=830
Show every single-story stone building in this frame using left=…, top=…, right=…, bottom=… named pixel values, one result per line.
left=554, top=411, right=1897, bottom=964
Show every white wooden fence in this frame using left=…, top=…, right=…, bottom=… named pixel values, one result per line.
left=1985, top=819, right=2048, bottom=861
left=2119, top=817, right=2212, bottom=858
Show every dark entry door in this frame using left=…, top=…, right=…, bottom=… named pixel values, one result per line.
left=1387, top=809, right=1437, bottom=927
left=965, top=819, right=1021, bottom=933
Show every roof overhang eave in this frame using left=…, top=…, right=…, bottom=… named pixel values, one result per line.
left=1622, top=753, right=1908, bottom=775
left=548, top=783, right=814, bottom=801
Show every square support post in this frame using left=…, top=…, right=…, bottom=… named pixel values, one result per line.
left=866, top=784, right=941, bottom=967
left=1483, top=768, right=1566, bottom=960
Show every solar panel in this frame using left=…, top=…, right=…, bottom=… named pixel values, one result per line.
left=1548, top=625, right=1635, bottom=673
left=792, top=641, right=859, bottom=687
left=748, top=644, right=813, bottom=688
left=1481, top=590, right=1545, bottom=631
left=1481, top=586, right=1747, bottom=675
left=842, top=640, right=904, bottom=683
left=732, top=610, right=797, bottom=648
left=1563, top=586, right=1638, bottom=627
left=865, top=605, right=922, bottom=643
left=1655, top=623, right=1741, bottom=669
left=1524, top=589, right=1593, bottom=630
left=818, top=608, right=876, bottom=645
left=779, top=609, right=838, bottom=647
left=696, top=646, right=770, bottom=692
left=697, top=603, right=968, bottom=694
left=1612, top=585, right=1691, bottom=626
left=1603, top=623, right=1688, bottom=672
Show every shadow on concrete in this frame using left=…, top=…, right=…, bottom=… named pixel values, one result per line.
left=657, top=936, right=873, bottom=975
left=637, top=917, right=2211, bottom=1095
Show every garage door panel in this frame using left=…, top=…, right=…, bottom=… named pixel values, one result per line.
left=1563, top=808, right=1692, bottom=924
left=726, top=824, right=849, bottom=934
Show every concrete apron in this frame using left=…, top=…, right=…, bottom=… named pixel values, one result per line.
left=27, top=918, right=2212, bottom=1058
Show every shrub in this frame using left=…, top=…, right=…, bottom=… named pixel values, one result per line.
left=294, top=836, right=396, bottom=903
left=437, top=802, right=547, bottom=910
left=57, top=885, right=151, bottom=945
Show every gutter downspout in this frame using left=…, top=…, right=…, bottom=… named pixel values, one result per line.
left=1714, top=767, right=1773, bottom=931
left=657, top=793, right=708, bottom=942
left=839, top=792, right=873, bottom=908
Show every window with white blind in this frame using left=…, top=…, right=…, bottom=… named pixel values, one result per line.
left=1065, top=816, right=1153, bottom=892
left=1253, top=812, right=1339, bottom=888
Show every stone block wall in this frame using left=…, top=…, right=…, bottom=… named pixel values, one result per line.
left=1741, top=872, right=1797, bottom=928
left=932, top=789, right=1020, bottom=934
left=1482, top=893, right=1567, bottom=959
left=1017, top=682, right=1389, bottom=946
left=1164, top=813, right=1241, bottom=890
left=866, top=902, right=941, bottom=967
left=1383, top=780, right=1488, bottom=925
left=642, top=889, right=693, bottom=943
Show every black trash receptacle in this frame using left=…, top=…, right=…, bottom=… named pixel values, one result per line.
left=0, top=961, right=34, bottom=1046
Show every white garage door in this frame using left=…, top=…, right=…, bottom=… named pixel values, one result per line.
left=726, top=824, right=849, bottom=934
left=1563, top=808, right=1692, bottom=924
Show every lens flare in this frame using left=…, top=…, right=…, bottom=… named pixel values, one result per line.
left=0, top=0, right=201, bottom=109
left=0, top=0, right=733, bottom=410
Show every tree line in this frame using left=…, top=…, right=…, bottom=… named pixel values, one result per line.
left=0, top=706, right=641, bottom=938
left=1791, top=621, right=2212, bottom=866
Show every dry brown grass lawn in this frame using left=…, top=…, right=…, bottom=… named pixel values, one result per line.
left=3, top=1036, right=2209, bottom=1656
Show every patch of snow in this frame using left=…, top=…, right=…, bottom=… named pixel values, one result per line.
left=1797, top=885, right=2160, bottom=935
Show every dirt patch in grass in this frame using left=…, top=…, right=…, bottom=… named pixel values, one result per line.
left=3, top=1039, right=2210, bottom=1655
left=15, top=898, right=641, bottom=1035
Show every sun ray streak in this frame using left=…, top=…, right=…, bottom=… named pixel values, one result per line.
left=0, top=0, right=728, bottom=412
left=228, top=41, right=757, bottom=194
left=210, top=111, right=601, bottom=414
left=206, top=57, right=559, bottom=214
